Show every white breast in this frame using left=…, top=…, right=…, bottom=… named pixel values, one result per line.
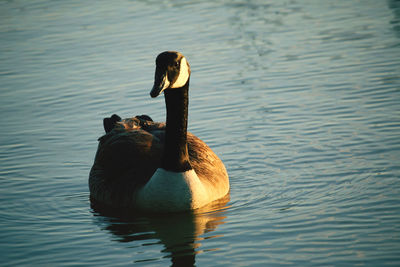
left=136, top=168, right=210, bottom=212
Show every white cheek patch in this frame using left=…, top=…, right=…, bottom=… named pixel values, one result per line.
left=171, top=57, right=189, bottom=88
left=161, top=74, right=170, bottom=91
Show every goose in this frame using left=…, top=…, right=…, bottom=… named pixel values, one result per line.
left=89, top=51, right=230, bottom=212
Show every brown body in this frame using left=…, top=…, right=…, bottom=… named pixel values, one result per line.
left=89, top=116, right=229, bottom=208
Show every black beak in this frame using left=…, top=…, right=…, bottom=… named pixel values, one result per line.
left=150, top=70, right=169, bottom=98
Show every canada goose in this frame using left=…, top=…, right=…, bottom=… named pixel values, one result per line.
left=89, top=51, right=229, bottom=212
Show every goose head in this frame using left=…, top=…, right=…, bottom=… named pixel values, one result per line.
left=150, top=51, right=191, bottom=98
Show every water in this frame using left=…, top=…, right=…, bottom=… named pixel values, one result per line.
left=1, top=0, right=400, bottom=265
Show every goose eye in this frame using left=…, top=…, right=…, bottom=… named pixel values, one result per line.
left=174, top=61, right=180, bottom=68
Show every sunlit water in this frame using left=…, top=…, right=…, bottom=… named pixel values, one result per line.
left=1, top=0, right=400, bottom=266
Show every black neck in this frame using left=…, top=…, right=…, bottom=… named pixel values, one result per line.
left=162, top=81, right=192, bottom=172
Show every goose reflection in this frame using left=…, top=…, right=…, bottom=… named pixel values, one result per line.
left=91, top=194, right=230, bottom=266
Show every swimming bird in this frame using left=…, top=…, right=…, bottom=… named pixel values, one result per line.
left=89, top=51, right=229, bottom=212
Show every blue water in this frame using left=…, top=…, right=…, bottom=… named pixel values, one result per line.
left=1, top=0, right=400, bottom=266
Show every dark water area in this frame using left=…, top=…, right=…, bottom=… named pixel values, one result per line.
left=1, top=0, right=400, bottom=266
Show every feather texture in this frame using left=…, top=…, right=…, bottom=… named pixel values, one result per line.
left=89, top=116, right=229, bottom=208
left=89, top=51, right=229, bottom=212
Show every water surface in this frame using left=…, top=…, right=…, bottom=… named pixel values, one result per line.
left=1, top=0, right=400, bottom=266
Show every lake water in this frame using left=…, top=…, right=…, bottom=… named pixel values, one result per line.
left=1, top=0, right=400, bottom=266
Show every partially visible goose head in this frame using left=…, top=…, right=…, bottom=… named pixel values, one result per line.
left=150, top=51, right=191, bottom=98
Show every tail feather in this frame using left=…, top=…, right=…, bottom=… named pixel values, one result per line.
left=103, top=114, right=122, bottom=133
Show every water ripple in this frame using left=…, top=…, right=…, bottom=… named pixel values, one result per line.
left=1, top=0, right=400, bottom=266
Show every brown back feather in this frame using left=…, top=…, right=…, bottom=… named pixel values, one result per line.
left=89, top=116, right=228, bottom=207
